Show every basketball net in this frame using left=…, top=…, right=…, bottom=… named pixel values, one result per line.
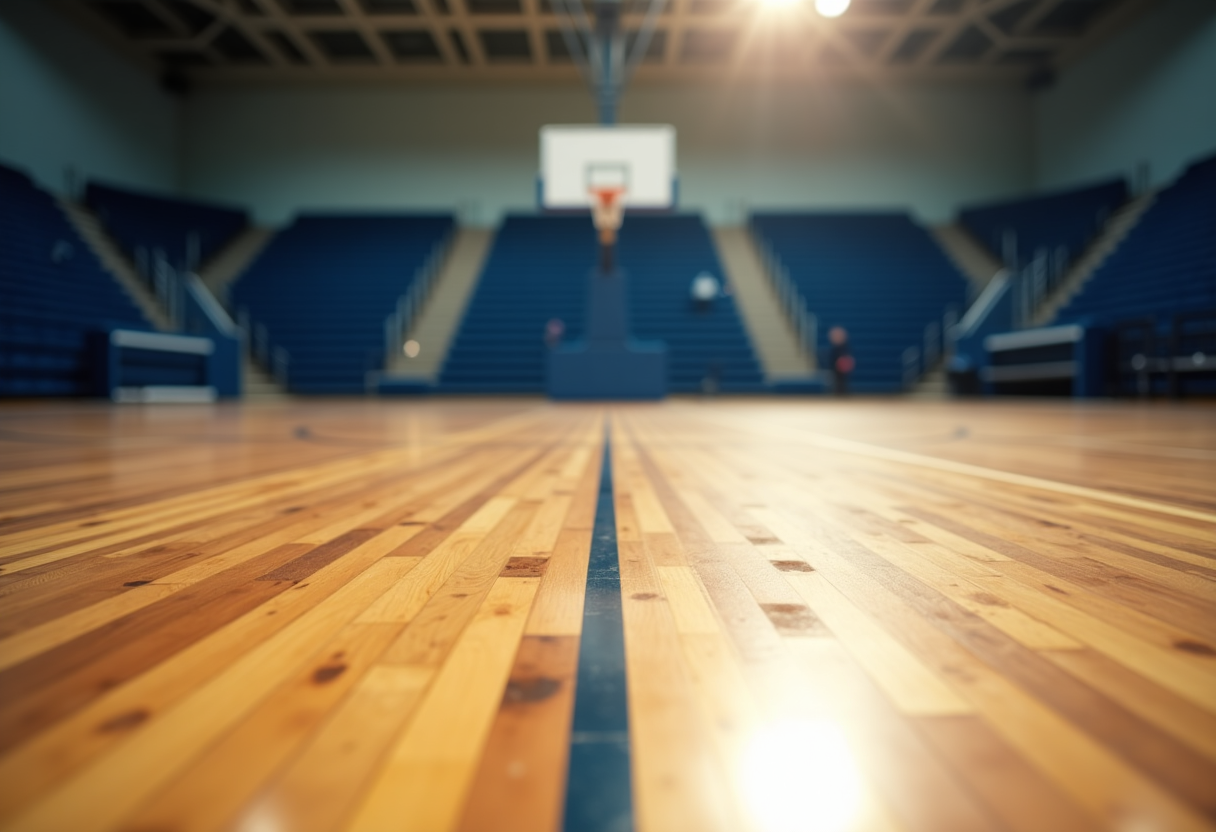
left=590, top=186, right=625, bottom=247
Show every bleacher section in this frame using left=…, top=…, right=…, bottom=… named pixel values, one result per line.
left=959, top=178, right=1127, bottom=268
left=230, top=213, right=454, bottom=394
left=750, top=212, right=970, bottom=392
left=1053, top=156, right=1216, bottom=397
left=1052, top=156, right=1215, bottom=327
left=438, top=213, right=763, bottom=394
left=85, top=181, right=248, bottom=271
left=618, top=216, right=763, bottom=393
left=438, top=215, right=592, bottom=393
left=1, top=163, right=153, bottom=396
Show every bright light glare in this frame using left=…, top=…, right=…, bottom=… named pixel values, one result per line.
left=739, top=720, right=862, bottom=832
left=234, top=800, right=283, bottom=832
left=403, top=339, right=421, bottom=358
left=814, top=0, right=850, bottom=16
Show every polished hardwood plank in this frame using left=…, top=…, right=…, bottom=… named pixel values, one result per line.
left=0, top=398, right=1213, bottom=832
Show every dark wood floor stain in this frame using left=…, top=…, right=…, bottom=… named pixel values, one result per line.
left=501, top=557, right=549, bottom=578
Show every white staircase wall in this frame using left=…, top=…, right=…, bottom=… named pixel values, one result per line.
left=711, top=227, right=816, bottom=381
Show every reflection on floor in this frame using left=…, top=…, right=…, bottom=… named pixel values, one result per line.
left=0, top=398, right=1213, bottom=832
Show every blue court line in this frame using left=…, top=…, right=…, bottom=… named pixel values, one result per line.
left=563, top=427, right=634, bottom=832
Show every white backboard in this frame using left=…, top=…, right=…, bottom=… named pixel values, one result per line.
left=539, top=124, right=677, bottom=210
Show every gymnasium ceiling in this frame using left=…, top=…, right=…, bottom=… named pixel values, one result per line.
left=55, top=0, right=1155, bottom=87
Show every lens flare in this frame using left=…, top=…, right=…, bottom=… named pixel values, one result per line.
left=814, top=0, right=850, bottom=17
left=739, top=719, right=862, bottom=832
left=403, top=340, right=421, bottom=358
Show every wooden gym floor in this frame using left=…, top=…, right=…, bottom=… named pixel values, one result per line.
left=0, top=398, right=1214, bottom=832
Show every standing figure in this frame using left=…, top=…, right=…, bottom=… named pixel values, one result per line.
left=544, top=317, right=565, bottom=350
left=828, top=326, right=854, bottom=396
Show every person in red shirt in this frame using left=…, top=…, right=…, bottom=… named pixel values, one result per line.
left=828, top=326, right=854, bottom=396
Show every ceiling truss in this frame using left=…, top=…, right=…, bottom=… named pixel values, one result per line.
left=53, top=0, right=1156, bottom=86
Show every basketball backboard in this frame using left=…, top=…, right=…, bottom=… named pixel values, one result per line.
left=539, top=125, right=677, bottom=210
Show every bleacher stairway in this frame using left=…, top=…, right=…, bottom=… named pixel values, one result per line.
left=58, top=200, right=172, bottom=333
left=711, top=227, right=816, bottom=382
left=64, top=201, right=291, bottom=400
left=201, top=227, right=275, bottom=302
left=383, top=228, right=493, bottom=382
left=750, top=212, right=970, bottom=393
left=198, top=226, right=288, bottom=401
left=1031, top=189, right=1159, bottom=326
left=231, top=214, right=455, bottom=395
left=930, top=224, right=1003, bottom=293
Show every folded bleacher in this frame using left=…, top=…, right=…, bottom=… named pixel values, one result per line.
left=1, top=162, right=153, bottom=396
left=750, top=211, right=970, bottom=392
left=229, top=213, right=454, bottom=394
left=438, top=213, right=763, bottom=394
left=85, top=181, right=248, bottom=270
left=959, top=178, right=1128, bottom=269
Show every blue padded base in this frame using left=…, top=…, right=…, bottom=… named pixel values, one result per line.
left=376, top=378, right=432, bottom=395
left=547, top=265, right=668, bottom=400
left=770, top=378, right=828, bottom=395
left=548, top=342, right=667, bottom=400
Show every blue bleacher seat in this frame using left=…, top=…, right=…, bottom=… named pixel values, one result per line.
left=229, top=213, right=454, bottom=394
left=85, top=181, right=249, bottom=271
left=439, top=215, right=591, bottom=393
left=1052, top=155, right=1216, bottom=327
left=960, top=178, right=1128, bottom=269
left=1, top=160, right=153, bottom=396
left=618, top=215, right=764, bottom=393
left=750, top=211, right=970, bottom=392
left=438, top=213, right=763, bottom=394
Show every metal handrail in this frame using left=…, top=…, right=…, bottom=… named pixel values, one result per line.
left=149, top=249, right=187, bottom=329
left=238, top=306, right=289, bottom=390
left=905, top=302, right=963, bottom=390
left=272, top=346, right=290, bottom=387
left=253, top=322, right=269, bottom=366
left=924, top=320, right=941, bottom=370
left=943, top=303, right=960, bottom=347
left=383, top=232, right=455, bottom=364
left=751, top=226, right=819, bottom=369
left=902, top=346, right=920, bottom=390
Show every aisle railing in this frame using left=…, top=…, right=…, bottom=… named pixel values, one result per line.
left=749, top=224, right=818, bottom=370
left=383, top=232, right=454, bottom=365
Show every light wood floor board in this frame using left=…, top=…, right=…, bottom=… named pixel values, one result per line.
left=0, top=397, right=1213, bottom=832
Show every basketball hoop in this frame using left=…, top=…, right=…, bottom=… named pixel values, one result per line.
left=590, top=185, right=626, bottom=251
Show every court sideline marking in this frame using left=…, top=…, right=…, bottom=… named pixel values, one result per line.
left=791, top=429, right=1216, bottom=524
left=562, top=421, right=635, bottom=832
